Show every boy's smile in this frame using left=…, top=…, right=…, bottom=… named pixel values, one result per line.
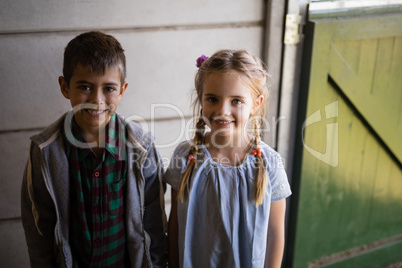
left=59, top=64, right=127, bottom=139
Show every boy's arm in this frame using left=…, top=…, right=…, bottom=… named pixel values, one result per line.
left=265, top=198, right=286, bottom=268
left=142, top=143, right=168, bottom=267
left=168, top=189, right=179, bottom=268
left=21, top=143, right=57, bottom=267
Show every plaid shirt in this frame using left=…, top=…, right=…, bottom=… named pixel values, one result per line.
left=65, top=113, right=129, bottom=267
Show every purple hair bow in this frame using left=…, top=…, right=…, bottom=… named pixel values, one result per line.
left=196, top=54, right=209, bottom=68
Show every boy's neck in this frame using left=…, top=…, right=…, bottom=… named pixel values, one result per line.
left=82, top=128, right=106, bottom=159
left=83, top=129, right=105, bottom=144
left=74, top=116, right=109, bottom=143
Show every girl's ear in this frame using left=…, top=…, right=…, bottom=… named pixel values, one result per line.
left=252, top=95, right=265, bottom=114
left=59, top=76, right=70, bottom=99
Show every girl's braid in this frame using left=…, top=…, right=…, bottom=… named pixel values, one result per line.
left=177, top=114, right=205, bottom=202
left=253, top=117, right=268, bottom=206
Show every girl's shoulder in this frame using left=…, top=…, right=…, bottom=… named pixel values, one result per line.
left=258, top=141, right=286, bottom=171
left=259, top=141, right=282, bottom=159
left=172, top=140, right=193, bottom=158
left=164, top=140, right=195, bottom=190
left=258, top=141, right=291, bottom=201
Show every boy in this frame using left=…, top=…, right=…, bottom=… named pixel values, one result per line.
left=21, top=31, right=167, bottom=267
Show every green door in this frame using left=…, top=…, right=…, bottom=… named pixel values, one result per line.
left=287, top=10, right=402, bottom=267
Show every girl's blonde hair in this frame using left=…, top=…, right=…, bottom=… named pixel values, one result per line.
left=177, top=49, right=270, bottom=206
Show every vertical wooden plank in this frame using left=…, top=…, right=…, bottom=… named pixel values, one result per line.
left=384, top=163, right=402, bottom=234
left=293, top=27, right=335, bottom=262
left=315, top=83, right=345, bottom=252
left=368, top=147, right=392, bottom=239
left=295, top=110, right=330, bottom=260
left=387, top=36, right=402, bottom=133
left=357, top=38, right=377, bottom=92
left=356, top=133, right=380, bottom=238
left=335, top=97, right=368, bottom=247
left=336, top=123, right=380, bottom=245
left=371, top=37, right=393, bottom=100
left=294, top=81, right=341, bottom=264
left=337, top=40, right=361, bottom=74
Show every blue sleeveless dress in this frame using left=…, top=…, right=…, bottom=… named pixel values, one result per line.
left=164, top=141, right=292, bottom=268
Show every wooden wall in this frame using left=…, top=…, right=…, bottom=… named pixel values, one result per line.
left=0, top=1, right=267, bottom=266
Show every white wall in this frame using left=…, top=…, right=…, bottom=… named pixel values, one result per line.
left=0, top=1, right=268, bottom=266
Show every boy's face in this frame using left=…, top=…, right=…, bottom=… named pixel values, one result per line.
left=59, top=64, right=128, bottom=136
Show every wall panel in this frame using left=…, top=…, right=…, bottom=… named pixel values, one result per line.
left=0, top=0, right=264, bottom=32
left=0, top=131, right=34, bottom=219
left=0, top=220, right=29, bottom=267
left=0, top=27, right=262, bottom=131
left=0, top=0, right=267, bottom=265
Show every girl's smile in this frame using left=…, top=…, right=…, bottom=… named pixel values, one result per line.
left=201, top=71, right=263, bottom=143
left=212, top=117, right=234, bottom=127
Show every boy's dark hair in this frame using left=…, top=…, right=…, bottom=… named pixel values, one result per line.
left=62, top=31, right=126, bottom=85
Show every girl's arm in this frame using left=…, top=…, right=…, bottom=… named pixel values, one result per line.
left=266, top=198, right=287, bottom=268
left=168, top=188, right=179, bottom=268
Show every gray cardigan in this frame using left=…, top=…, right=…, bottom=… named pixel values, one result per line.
left=21, top=112, right=167, bottom=267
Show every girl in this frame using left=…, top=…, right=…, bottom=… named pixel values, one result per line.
left=164, top=50, right=291, bottom=268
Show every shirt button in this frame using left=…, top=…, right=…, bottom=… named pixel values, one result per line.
left=94, top=171, right=100, bottom=178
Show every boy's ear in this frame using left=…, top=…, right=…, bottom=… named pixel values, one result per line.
left=252, top=95, right=265, bottom=114
left=119, top=81, right=128, bottom=98
left=59, top=76, right=70, bottom=99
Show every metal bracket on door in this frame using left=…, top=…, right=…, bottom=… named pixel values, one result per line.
left=284, top=14, right=302, bottom=45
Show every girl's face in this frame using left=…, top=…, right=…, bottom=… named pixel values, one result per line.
left=201, top=71, right=263, bottom=142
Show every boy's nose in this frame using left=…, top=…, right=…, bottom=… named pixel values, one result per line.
left=89, top=88, right=105, bottom=104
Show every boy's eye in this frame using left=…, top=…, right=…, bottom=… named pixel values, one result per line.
left=105, top=87, right=115, bottom=92
left=232, top=99, right=242, bottom=104
left=79, top=85, right=91, bottom=91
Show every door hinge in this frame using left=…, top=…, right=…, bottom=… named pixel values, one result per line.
left=284, top=14, right=302, bottom=45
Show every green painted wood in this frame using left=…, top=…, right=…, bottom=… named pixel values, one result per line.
left=289, top=11, right=402, bottom=268
left=323, top=239, right=402, bottom=268
left=329, top=45, right=402, bottom=162
left=356, top=39, right=377, bottom=94
left=324, top=15, right=402, bottom=42
left=387, top=37, right=402, bottom=134
left=309, top=5, right=402, bottom=20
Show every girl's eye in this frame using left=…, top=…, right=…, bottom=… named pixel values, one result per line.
left=232, top=99, right=242, bottom=104
left=207, top=97, right=218, bottom=103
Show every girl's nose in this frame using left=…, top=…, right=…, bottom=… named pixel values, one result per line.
left=217, top=101, right=231, bottom=116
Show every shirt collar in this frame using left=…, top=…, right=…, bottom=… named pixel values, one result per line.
left=64, top=113, right=126, bottom=161
left=105, top=113, right=126, bottom=161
